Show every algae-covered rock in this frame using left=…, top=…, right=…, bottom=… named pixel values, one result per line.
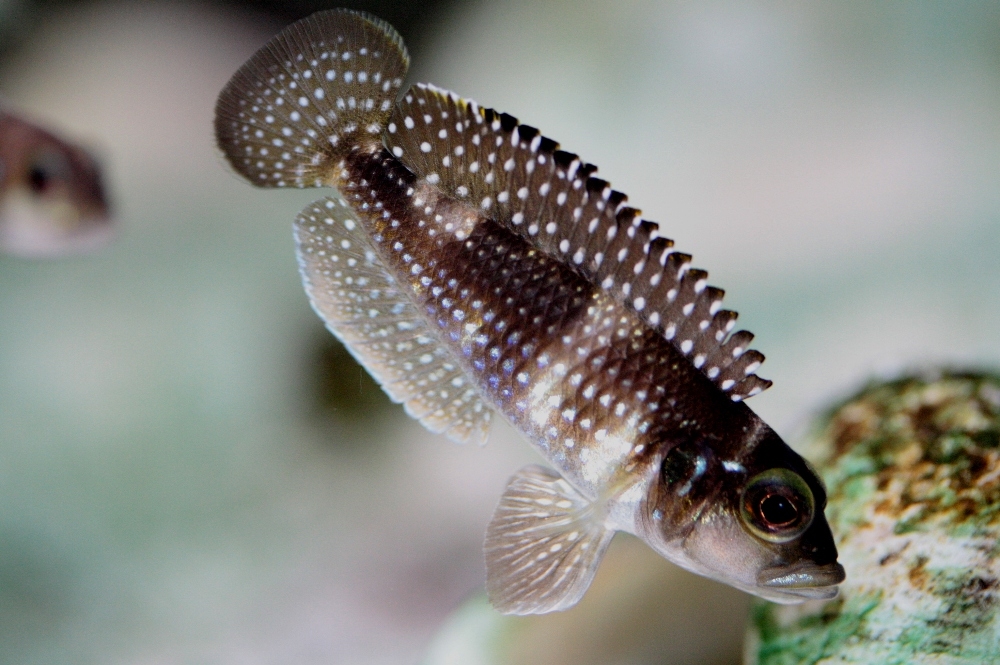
left=746, top=372, right=1000, bottom=664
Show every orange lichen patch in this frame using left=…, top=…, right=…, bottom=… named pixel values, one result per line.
left=907, top=555, right=930, bottom=589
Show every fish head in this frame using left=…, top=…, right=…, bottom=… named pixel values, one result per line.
left=636, top=426, right=844, bottom=603
left=0, top=112, right=113, bottom=257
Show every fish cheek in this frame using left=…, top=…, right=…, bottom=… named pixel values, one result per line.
left=680, top=505, right=773, bottom=588
left=646, top=455, right=780, bottom=589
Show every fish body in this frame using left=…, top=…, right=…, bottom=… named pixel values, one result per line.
left=215, top=10, right=844, bottom=614
left=0, top=110, right=112, bottom=257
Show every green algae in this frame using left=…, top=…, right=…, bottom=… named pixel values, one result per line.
left=750, top=593, right=882, bottom=665
left=748, top=371, right=1000, bottom=664
left=818, top=372, right=1000, bottom=538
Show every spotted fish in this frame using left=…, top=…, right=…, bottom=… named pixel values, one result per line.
left=0, top=109, right=112, bottom=257
left=214, top=9, right=844, bottom=615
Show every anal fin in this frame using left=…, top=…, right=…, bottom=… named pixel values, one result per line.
left=295, top=197, right=493, bottom=444
left=485, top=465, right=614, bottom=615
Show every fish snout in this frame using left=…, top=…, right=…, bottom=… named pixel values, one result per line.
left=759, top=561, right=845, bottom=595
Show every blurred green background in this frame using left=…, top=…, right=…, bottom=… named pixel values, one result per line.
left=0, top=1, right=998, bottom=663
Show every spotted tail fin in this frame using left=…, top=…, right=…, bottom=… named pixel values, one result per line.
left=214, top=10, right=409, bottom=189
left=385, top=84, right=771, bottom=401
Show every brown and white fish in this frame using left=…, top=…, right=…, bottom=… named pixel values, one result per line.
left=215, top=10, right=845, bottom=615
left=0, top=110, right=112, bottom=257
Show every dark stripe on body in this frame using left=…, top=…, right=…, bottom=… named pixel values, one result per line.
left=339, top=148, right=759, bottom=491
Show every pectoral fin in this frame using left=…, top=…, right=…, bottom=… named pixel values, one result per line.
left=484, top=465, right=614, bottom=615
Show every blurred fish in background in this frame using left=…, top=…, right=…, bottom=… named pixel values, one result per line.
left=0, top=1, right=997, bottom=664
left=0, top=109, right=112, bottom=257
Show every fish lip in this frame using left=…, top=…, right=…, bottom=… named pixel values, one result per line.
left=759, top=561, right=846, bottom=590
left=758, top=584, right=841, bottom=603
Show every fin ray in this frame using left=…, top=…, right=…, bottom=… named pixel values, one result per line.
left=295, top=197, right=492, bottom=444
left=386, top=84, right=771, bottom=399
left=485, top=465, right=614, bottom=615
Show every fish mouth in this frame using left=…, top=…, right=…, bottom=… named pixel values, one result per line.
left=757, top=561, right=846, bottom=601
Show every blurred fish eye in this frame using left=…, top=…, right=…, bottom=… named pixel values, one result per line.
left=27, top=149, right=70, bottom=196
left=739, top=469, right=814, bottom=543
left=28, top=164, right=49, bottom=194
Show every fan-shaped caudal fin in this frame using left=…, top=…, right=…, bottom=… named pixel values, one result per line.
left=215, top=9, right=409, bottom=189
left=295, top=196, right=493, bottom=444
left=386, top=83, right=771, bottom=401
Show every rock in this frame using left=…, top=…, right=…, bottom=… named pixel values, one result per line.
left=746, top=371, right=1000, bottom=664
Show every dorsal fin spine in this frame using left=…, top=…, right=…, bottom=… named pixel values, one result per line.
left=384, top=85, right=773, bottom=399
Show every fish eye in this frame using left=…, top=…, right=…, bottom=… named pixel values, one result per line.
left=28, top=163, right=50, bottom=194
left=27, top=149, right=70, bottom=196
left=739, top=468, right=814, bottom=543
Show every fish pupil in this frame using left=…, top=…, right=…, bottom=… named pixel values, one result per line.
left=28, top=164, right=50, bottom=194
left=760, top=493, right=798, bottom=526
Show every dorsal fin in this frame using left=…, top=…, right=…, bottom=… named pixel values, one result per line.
left=295, top=196, right=493, bottom=444
left=385, top=84, right=771, bottom=401
left=215, top=9, right=409, bottom=189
